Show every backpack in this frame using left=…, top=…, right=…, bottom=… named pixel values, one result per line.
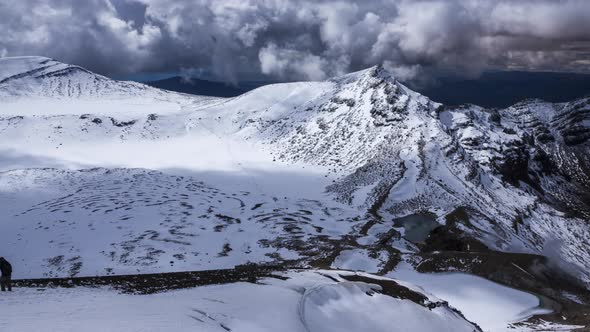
left=0, top=260, right=11, bottom=276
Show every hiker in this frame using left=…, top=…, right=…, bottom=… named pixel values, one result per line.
left=0, top=257, right=12, bottom=291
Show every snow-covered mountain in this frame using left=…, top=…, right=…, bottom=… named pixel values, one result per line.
left=0, top=56, right=171, bottom=99
left=1, top=56, right=589, bottom=330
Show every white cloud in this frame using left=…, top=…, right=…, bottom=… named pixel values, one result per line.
left=259, top=43, right=329, bottom=81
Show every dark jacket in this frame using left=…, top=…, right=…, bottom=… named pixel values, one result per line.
left=0, top=258, right=12, bottom=276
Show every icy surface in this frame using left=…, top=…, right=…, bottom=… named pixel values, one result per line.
left=331, top=249, right=387, bottom=273
left=389, top=263, right=552, bottom=331
left=301, top=282, right=474, bottom=332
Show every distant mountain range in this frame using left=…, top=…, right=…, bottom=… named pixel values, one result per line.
left=417, top=71, right=590, bottom=108
left=146, top=71, right=590, bottom=108
left=146, top=76, right=270, bottom=97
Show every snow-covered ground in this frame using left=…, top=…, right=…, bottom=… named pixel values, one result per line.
left=0, top=168, right=360, bottom=278
left=0, top=270, right=480, bottom=332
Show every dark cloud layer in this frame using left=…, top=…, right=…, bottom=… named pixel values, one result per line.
left=1, top=0, right=589, bottom=83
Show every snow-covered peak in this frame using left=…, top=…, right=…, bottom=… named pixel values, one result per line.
left=0, top=56, right=180, bottom=100
left=331, top=64, right=394, bottom=84
left=332, top=64, right=434, bottom=115
left=0, top=56, right=107, bottom=88
left=0, top=56, right=224, bottom=118
left=0, top=56, right=63, bottom=82
left=365, top=63, right=397, bottom=81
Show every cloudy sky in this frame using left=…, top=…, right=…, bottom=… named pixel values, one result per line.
left=1, top=0, right=589, bottom=84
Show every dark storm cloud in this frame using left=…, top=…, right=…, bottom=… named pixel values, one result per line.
left=1, top=0, right=589, bottom=83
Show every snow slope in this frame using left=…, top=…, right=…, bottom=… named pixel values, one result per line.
left=0, top=270, right=481, bottom=332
